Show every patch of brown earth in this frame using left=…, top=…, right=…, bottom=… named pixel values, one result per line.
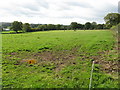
left=94, top=60, right=118, bottom=74
left=93, top=48, right=118, bottom=75
left=9, top=52, right=18, bottom=55
left=33, top=50, right=77, bottom=72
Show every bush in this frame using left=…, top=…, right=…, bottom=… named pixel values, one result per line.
left=110, top=23, right=120, bottom=37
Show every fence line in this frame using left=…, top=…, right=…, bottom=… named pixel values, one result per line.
left=89, top=61, right=95, bottom=90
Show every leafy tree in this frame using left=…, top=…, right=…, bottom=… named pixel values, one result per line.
left=96, top=24, right=104, bottom=29
left=77, top=23, right=84, bottom=30
left=70, top=22, right=78, bottom=31
left=104, top=13, right=120, bottom=26
left=38, top=24, right=47, bottom=31
left=91, top=22, right=97, bottom=29
left=85, top=22, right=92, bottom=30
left=47, top=24, right=55, bottom=30
left=11, top=21, right=23, bottom=33
left=61, top=25, right=67, bottom=30
left=23, top=23, right=31, bottom=32
left=56, top=24, right=62, bottom=30
left=30, top=24, right=41, bottom=28
left=103, top=24, right=112, bottom=29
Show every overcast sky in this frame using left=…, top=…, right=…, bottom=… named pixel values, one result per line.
left=0, top=0, right=119, bottom=25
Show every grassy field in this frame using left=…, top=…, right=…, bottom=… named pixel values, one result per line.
left=2, top=30, right=118, bottom=88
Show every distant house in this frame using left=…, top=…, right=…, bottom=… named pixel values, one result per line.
left=3, top=28, right=10, bottom=31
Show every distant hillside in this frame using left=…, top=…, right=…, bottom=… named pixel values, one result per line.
left=0, top=22, right=43, bottom=28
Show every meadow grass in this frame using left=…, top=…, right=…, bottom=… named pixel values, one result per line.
left=2, top=30, right=118, bottom=88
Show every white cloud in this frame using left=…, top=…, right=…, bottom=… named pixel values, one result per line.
left=0, top=0, right=119, bottom=24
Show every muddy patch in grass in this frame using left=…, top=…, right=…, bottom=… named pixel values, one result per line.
left=33, top=50, right=77, bottom=72
left=5, top=49, right=78, bottom=72
left=92, top=48, right=118, bottom=76
left=94, top=60, right=118, bottom=74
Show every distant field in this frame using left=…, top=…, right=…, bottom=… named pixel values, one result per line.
left=2, top=30, right=118, bottom=88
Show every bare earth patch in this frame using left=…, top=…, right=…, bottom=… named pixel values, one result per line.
left=33, top=50, right=77, bottom=72
left=7, top=49, right=78, bottom=72
left=93, top=48, right=118, bottom=76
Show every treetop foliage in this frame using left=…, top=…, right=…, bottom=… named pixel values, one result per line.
left=104, top=13, right=120, bottom=26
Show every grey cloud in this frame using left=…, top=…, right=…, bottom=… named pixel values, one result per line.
left=58, top=15, right=101, bottom=20
left=1, top=6, right=45, bottom=17
left=64, top=1, right=93, bottom=8
left=105, top=4, right=118, bottom=12
left=18, top=0, right=49, bottom=17
left=93, top=3, right=118, bottom=18
left=57, top=6, right=71, bottom=11
left=13, top=10, right=46, bottom=17
left=21, top=5, right=40, bottom=11
left=19, top=0, right=49, bottom=12
left=0, top=0, right=49, bottom=17
left=51, top=2, right=72, bottom=11
left=35, top=0, right=49, bottom=9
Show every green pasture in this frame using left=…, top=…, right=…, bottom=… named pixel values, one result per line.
left=2, top=30, right=118, bottom=88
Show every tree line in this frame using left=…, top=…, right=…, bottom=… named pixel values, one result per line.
left=1, top=13, right=120, bottom=33
left=7, top=22, right=106, bottom=33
